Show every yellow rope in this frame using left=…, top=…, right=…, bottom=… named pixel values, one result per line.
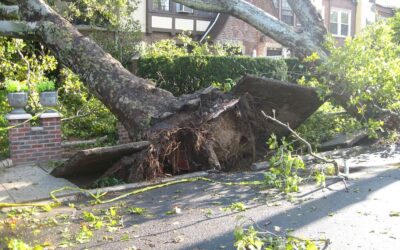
left=0, top=177, right=264, bottom=208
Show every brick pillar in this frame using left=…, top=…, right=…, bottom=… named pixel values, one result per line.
left=6, top=112, right=62, bottom=165
left=117, top=122, right=132, bottom=144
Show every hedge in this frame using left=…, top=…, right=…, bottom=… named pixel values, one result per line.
left=137, top=56, right=299, bottom=96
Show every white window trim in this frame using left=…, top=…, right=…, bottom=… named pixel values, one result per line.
left=330, top=8, right=352, bottom=38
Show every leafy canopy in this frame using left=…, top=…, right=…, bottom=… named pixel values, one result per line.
left=322, top=18, right=400, bottom=117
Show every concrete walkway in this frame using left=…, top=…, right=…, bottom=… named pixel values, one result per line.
left=0, top=164, right=77, bottom=203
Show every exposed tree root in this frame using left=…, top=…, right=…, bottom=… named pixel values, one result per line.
left=53, top=76, right=323, bottom=182
left=105, top=128, right=215, bottom=182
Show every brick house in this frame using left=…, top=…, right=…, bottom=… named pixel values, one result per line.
left=132, top=0, right=397, bottom=56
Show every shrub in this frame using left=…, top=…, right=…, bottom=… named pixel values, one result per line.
left=5, top=80, right=28, bottom=93
left=285, top=58, right=309, bottom=83
left=37, top=80, right=56, bottom=92
left=137, top=56, right=290, bottom=96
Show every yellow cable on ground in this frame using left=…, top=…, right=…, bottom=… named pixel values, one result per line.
left=0, top=177, right=264, bottom=209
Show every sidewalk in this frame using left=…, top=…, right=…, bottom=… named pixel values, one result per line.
left=0, top=164, right=77, bottom=203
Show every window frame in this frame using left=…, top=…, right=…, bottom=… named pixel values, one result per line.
left=175, top=3, right=194, bottom=13
left=281, top=0, right=295, bottom=26
left=151, top=0, right=171, bottom=12
left=330, top=8, right=352, bottom=37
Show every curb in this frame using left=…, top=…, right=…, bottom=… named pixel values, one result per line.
left=32, top=171, right=211, bottom=204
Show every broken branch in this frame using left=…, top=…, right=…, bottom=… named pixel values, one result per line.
left=261, top=110, right=336, bottom=165
left=261, top=110, right=349, bottom=191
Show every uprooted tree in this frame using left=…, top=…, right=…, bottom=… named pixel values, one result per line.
left=1, top=0, right=398, bottom=181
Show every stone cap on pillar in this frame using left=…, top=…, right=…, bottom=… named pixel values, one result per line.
left=5, top=113, right=32, bottom=121
left=39, top=112, right=61, bottom=119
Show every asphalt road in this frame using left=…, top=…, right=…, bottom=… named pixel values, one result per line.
left=2, top=144, right=400, bottom=250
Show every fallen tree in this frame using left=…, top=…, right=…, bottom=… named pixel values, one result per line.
left=52, top=76, right=322, bottom=181
left=0, top=0, right=397, bottom=181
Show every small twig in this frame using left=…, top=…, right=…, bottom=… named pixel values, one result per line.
left=261, top=110, right=337, bottom=167
left=261, top=110, right=349, bottom=192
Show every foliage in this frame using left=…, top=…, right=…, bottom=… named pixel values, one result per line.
left=7, top=238, right=31, bottom=250
left=58, top=68, right=118, bottom=140
left=75, top=225, right=93, bottom=243
left=0, top=109, right=9, bottom=159
left=83, top=29, right=141, bottom=66
left=4, top=80, right=28, bottom=93
left=49, top=0, right=140, bottom=31
left=234, top=225, right=264, bottom=250
left=127, top=207, right=147, bottom=215
left=234, top=225, right=320, bottom=250
left=285, top=58, right=310, bottom=83
left=82, top=211, right=103, bottom=229
left=0, top=38, right=58, bottom=158
left=211, top=78, right=235, bottom=92
left=138, top=56, right=289, bottom=96
left=223, top=202, right=247, bottom=212
left=264, top=134, right=305, bottom=193
left=296, top=102, right=362, bottom=146
left=390, top=11, right=400, bottom=44
left=36, top=80, right=56, bottom=92
left=303, top=18, right=400, bottom=133
left=136, top=33, right=292, bottom=95
left=0, top=38, right=118, bottom=158
left=138, top=33, right=243, bottom=58
left=326, top=22, right=400, bottom=115
left=91, top=176, right=124, bottom=188
left=49, top=0, right=142, bottom=66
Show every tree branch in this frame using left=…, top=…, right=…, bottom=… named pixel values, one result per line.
left=287, top=0, right=327, bottom=45
left=0, top=20, right=40, bottom=38
left=261, top=109, right=349, bottom=191
left=174, top=0, right=327, bottom=58
left=0, top=4, right=19, bottom=19
left=260, top=110, right=338, bottom=171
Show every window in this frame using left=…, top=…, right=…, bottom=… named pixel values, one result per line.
left=266, top=48, right=283, bottom=57
left=153, top=0, right=170, bottom=11
left=330, top=9, right=351, bottom=37
left=176, top=3, right=193, bottom=13
left=281, top=0, right=294, bottom=26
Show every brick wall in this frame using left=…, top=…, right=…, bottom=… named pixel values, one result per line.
left=214, top=0, right=279, bottom=56
left=7, top=113, right=62, bottom=165
left=117, top=122, right=132, bottom=144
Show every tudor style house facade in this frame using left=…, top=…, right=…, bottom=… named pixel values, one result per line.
left=132, top=0, right=398, bottom=57
left=134, top=0, right=217, bottom=42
